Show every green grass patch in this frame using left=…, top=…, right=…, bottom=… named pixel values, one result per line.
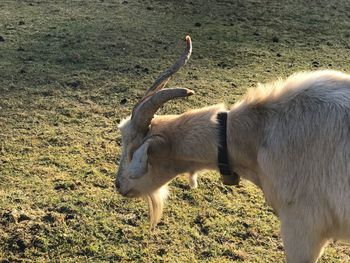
left=1, top=0, right=349, bottom=261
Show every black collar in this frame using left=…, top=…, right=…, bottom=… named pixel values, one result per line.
left=217, top=112, right=240, bottom=186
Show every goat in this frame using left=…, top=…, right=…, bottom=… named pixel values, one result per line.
left=115, top=36, right=350, bottom=263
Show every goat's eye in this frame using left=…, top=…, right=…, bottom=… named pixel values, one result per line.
left=128, top=146, right=138, bottom=161
left=127, top=152, right=133, bottom=162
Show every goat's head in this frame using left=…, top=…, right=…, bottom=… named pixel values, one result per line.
left=116, top=36, right=193, bottom=227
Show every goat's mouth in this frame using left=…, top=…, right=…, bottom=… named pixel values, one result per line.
left=119, top=189, right=140, bottom=198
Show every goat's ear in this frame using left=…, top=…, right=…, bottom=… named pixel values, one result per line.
left=128, top=142, right=150, bottom=179
left=128, top=136, right=167, bottom=179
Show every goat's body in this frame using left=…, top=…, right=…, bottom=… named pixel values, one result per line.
left=117, top=37, right=349, bottom=261
left=118, top=63, right=350, bottom=262
left=227, top=70, right=350, bottom=262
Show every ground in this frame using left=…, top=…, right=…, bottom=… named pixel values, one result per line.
left=0, top=0, right=349, bottom=262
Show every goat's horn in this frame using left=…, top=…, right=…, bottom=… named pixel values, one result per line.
left=145, top=35, right=192, bottom=96
left=133, top=88, right=194, bottom=133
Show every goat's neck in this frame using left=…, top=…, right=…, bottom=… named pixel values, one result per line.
left=151, top=105, right=225, bottom=173
left=150, top=104, right=262, bottom=187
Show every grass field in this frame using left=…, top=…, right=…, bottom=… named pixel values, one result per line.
left=1, top=0, right=350, bottom=262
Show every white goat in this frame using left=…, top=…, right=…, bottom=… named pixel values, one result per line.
left=116, top=36, right=350, bottom=263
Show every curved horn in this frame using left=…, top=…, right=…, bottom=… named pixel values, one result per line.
left=130, top=36, right=193, bottom=132
left=144, top=35, right=192, bottom=96
left=132, top=88, right=194, bottom=133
